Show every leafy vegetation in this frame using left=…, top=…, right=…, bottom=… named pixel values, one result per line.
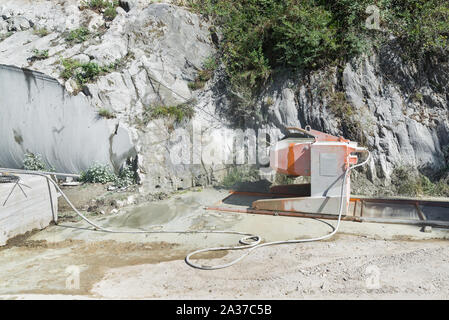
left=327, top=91, right=367, bottom=141
left=23, top=153, right=54, bottom=172
left=189, top=0, right=449, bottom=92
left=80, top=0, right=120, bottom=21
left=80, top=163, right=136, bottom=188
left=64, top=27, right=90, bottom=44
left=60, top=58, right=118, bottom=85
left=188, top=55, right=219, bottom=90
left=103, top=6, right=118, bottom=21
left=190, top=0, right=373, bottom=89
left=114, top=164, right=136, bottom=188
left=0, top=32, right=13, bottom=41
left=80, top=163, right=116, bottom=184
left=29, top=49, right=49, bottom=61
left=391, top=166, right=449, bottom=197
left=141, top=100, right=195, bottom=124
left=81, top=0, right=118, bottom=10
left=33, top=28, right=50, bottom=37
left=98, top=108, right=116, bottom=119
left=221, top=166, right=260, bottom=188
left=382, top=0, right=449, bottom=58
left=273, top=173, right=296, bottom=186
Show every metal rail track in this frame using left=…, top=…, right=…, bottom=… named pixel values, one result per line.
left=206, top=191, right=449, bottom=228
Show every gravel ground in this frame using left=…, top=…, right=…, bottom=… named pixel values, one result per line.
left=89, top=236, right=449, bottom=299
left=0, top=188, right=448, bottom=299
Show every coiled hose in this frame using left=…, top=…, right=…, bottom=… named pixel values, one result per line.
left=0, top=150, right=370, bottom=270
left=186, top=150, right=371, bottom=269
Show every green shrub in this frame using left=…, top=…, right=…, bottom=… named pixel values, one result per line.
left=60, top=58, right=111, bottom=85
left=104, top=6, right=118, bottom=21
left=98, top=108, right=116, bottom=119
left=221, top=166, right=260, bottom=188
left=115, top=164, right=136, bottom=188
left=30, top=49, right=49, bottom=61
left=189, top=55, right=218, bottom=90
left=33, top=28, right=50, bottom=37
left=0, top=32, right=13, bottom=41
left=190, top=0, right=373, bottom=89
left=382, top=0, right=449, bottom=58
left=274, top=173, right=296, bottom=185
left=189, top=0, right=449, bottom=93
left=60, top=59, right=78, bottom=80
left=141, top=101, right=195, bottom=124
left=81, top=0, right=117, bottom=10
left=392, top=166, right=423, bottom=196
left=79, top=62, right=103, bottom=82
left=80, top=163, right=136, bottom=187
left=188, top=81, right=202, bottom=91
left=81, top=0, right=119, bottom=21
left=23, top=153, right=54, bottom=172
left=391, top=166, right=449, bottom=197
left=64, top=27, right=90, bottom=44
left=327, top=91, right=365, bottom=139
left=203, top=55, right=218, bottom=71
left=80, top=163, right=116, bottom=184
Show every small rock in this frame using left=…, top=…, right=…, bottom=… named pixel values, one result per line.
left=71, top=54, right=90, bottom=64
left=116, top=6, right=127, bottom=16
left=7, top=16, right=31, bottom=31
left=0, top=20, right=8, bottom=33
left=87, top=205, right=98, bottom=212
left=88, top=14, right=105, bottom=32
left=64, top=79, right=79, bottom=94
left=107, top=186, right=117, bottom=191
left=421, top=226, right=432, bottom=233
left=61, top=181, right=80, bottom=186
left=111, top=209, right=118, bottom=214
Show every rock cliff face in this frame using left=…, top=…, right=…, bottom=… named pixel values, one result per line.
left=0, top=0, right=448, bottom=194
left=0, top=0, right=219, bottom=192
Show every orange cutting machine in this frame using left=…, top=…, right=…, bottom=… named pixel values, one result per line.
left=253, top=126, right=368, bottom=215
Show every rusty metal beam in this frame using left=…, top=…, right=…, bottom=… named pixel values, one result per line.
left=206, top=205, right=362, bottom=222
left=350, top=197, right=449, bottom=208
left=228, top=191, right=449, bottom=208
left=205, top=205, right=449, bottom=228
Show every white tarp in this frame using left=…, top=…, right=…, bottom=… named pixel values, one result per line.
left=0, top=174, right=57, bottom=245
left=0, top=64, right=135, bottom=173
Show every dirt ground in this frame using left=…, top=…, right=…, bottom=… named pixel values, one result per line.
left=0, top=186, right=448, bottom=299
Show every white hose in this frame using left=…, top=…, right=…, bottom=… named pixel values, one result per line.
left=185, top=150, right=371, bottom=269
left=0, top=150, right=370, bottom=270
